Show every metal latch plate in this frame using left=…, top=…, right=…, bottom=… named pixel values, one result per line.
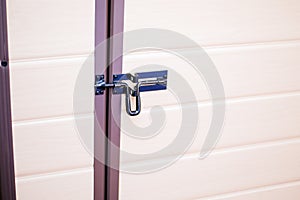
left=112, top=70, right=168, bottom=95
left=94, top=70, right=168, bottom=116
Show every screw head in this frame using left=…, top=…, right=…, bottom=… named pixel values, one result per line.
left=1, top=60, right=8, bottom=67
left=95, top=90, right=104, bottom=95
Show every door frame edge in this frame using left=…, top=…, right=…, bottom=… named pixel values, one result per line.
left=0, top=0, right=17, bottom=199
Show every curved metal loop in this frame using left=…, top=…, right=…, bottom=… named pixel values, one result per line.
left=117, top=82, right=141, bottom=116
left=95, top=71, right=168, bottom=116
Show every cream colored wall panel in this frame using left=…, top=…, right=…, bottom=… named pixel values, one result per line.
left=120, top=93, right=300, bottom=162
left=196, top=181, right=300, bottom=200
left=125, top=0, right=300, bottom=47
left=16, top=168, right=93, bottom=200
left=119, top=139, right=300, bottom=200
left=7, top=0, right=94, bottom=60
left=10, top=56, right=94, bottom=121
left=123, top=42, right=300, bottom=108
left=13, top=115, right=93, bottom=177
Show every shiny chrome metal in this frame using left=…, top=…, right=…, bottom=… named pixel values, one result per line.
left=95, top=70, right=167, bottom=116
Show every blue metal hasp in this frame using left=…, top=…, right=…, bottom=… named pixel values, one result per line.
left=112, top=70, right=168, bottom=95
left=95, top=70, right=168, bottom=116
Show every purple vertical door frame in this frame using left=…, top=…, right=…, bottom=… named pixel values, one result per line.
left=0, top=0, right=17, bottom=200
left=95, top=0, right=124, bottom=199
left=94, top=0, right=108, bottom=199
left=106, top=0, right=124, bottom=199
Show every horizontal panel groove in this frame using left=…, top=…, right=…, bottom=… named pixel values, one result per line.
left=124, top=90, right=300, bottom=111
left=205, top=137, right=300, bottom=159
left=194, top=179, right=300, bottom=200
left=13, top=115, right=94, bottom=177
left=16, top=167, right=93, bottom=200
left=140, top=89, right=300, bottom=109
left=125, top=0, right=300, bottom=48
left=9, top=38, right=299, bottom=64
left=9, top=53, right=91, bottom=64
left=10, top=38, right=300, bottom=63
left=12, top=113, right=93, bottom=126
left=7, top=0, right=95, bottom=60
left=202, top=39, right=300, bottom=51
left=121, top=93, right=300, bottom=163
left=122, top=137, right=300, bottom=166
left=120, top=136, right=300, bottom=199
left=123, top=42, right=300, bottom=108
left=17, top=167, right=93, bottom=181
left=190, top=38, right=300, bottom=50
left=139, top=90, right=300, bottom=111
left=127, top=39, right=300, bottom=57
left=10, top=56, right=94, bottom=121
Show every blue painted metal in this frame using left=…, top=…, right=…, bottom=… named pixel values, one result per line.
left=112, top=70, right=168, bottom=94
left=95, top=70, right=168, bottom=116
left=96, top=70, right=168, bottom=95
left=136, top=70, right=167, bottom=80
